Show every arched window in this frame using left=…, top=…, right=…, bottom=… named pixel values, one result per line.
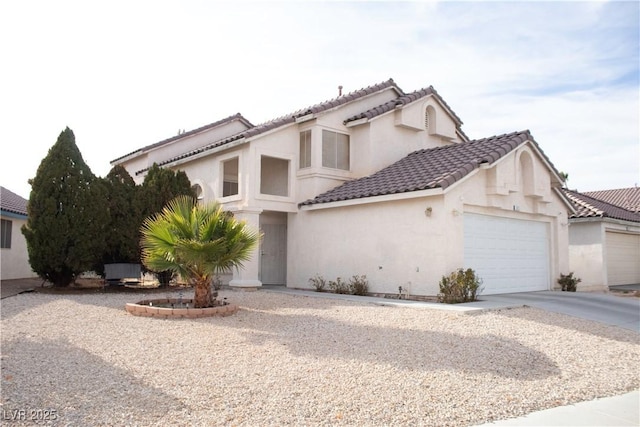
left=519, top=151, right=535, bottom=196
left=425, top=105, right=436, bottom=134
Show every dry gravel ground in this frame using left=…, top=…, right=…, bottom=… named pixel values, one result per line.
left=1, top=290, right=638, bottom=426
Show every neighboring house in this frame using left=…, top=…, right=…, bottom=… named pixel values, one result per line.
left=583, top=187, right=640, bottom=214
left=112, top=79, right=572, bottom=296
left=0, top=187, right=37, bottom=280
left=563, top=189, right=640, bottom=290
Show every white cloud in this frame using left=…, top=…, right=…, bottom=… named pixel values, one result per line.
left=0, top=0, right=637, bottom=198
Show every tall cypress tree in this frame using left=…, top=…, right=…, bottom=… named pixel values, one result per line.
left=22, top=127, right=109, bottom=286
left=97, top=165, right=141, bottom=273
left=139, top=163, right=195, bottom=220
left=139, top=163, right=195, bottom=285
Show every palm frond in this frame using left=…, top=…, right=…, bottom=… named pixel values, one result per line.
left=140, top=196, right=260, bottom=280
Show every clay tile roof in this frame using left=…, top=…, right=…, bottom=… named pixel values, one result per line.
left=583, top=187, right=640, bottom=213
left=294, top=78, right=402, bottom=118
left=135, top=79, right=401, bottom=175
left=0, top=186, right=28, bottom=216
left=344, top=85, right=463, bottom=126
left=112, top=113, right=254, bottom=164
left=562, top=189, right=640, bottom=223
left=300, top=130, right=534, bottom=206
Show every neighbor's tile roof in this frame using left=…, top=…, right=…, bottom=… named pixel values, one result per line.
left=562, top=189, right=640, bottom=223
left=300, top=130, right=537, bottom=206
left=133, top=79, right=402, bottom=175
left=111, top=113, right=254, bottom=163
left=0, top=186, right=28, bottom=216
left=583, top=187, right=640, bottom=213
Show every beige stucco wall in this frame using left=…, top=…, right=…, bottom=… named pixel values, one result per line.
left=1, top=214, right=37, bottom=280
left=288, top=195, right=450, bottom=295
left=568, top=221, right=606, bottom=291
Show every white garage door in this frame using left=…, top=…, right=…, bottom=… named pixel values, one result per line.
left=606, top=232, right=640, bottom=286
left=464, top=213, right=550, bottom=294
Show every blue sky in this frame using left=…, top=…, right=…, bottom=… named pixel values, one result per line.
left=1, top=0, right=638, bottom=199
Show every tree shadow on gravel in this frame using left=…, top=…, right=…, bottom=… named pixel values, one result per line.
left=229, top=310, right=561, bottom=380
left=1, top=337, right=185, bottom=425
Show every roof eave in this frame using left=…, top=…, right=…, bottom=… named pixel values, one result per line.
left=300, top=187, right=445, bottom=210
left=135, top=136, right=248, bottom=176
left=554, top=187, right=578, bottom=214
left=568, top=216, right=640, bottom=226
left=0, top=209, right=28, bottom=219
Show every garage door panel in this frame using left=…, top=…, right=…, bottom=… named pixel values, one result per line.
left=464, top=213, right=550, bottom=295
left=606, top=232, right=640, bottom=286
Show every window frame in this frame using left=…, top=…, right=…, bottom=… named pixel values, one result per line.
left=220, top=154, right=241, bottom=201
left=299, top=130, right=312, bottom=169
left=321, top=129, right=350, bottom=171
left=1, top=219, right=12, bottom=249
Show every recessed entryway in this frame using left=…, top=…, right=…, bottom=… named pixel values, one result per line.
left=260, top=211, right=287, bottom=285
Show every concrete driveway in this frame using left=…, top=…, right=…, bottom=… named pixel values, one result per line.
left=477, top=291, right=640, bottom=332
left=0, top=278, right=43, bottom=299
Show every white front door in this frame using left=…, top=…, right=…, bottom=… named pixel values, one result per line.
left=260, top=223, right=287, bottom=285
left=464, top=213, right=550, bottom=294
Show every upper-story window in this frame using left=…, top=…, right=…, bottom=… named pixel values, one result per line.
left=261, top=156, right=289, bottom=197
left=222, top=157, right=239, bottom=197
left=299, top=130, right=311, bottom=169
left=322, top=130, right=350, bottom=170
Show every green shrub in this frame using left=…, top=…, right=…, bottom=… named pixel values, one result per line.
left=329, top=277, right=350, bottom=294
left=557, top=272, right=581, bottom=292
left=309, top=274, right=327, bottom=292
left=437, top=268, right=483, bottom=304
left=349, top=275, right=369, bottom=296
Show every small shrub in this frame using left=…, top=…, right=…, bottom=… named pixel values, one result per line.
left=329, top=277, right=350, bottom=294
left=558, top=272, right=581, bottom=292
left=437, top=268, right=483, bottom=304
left=309, top=274, right=327, bottom=292
left=349, top=275, right=369, bottom=296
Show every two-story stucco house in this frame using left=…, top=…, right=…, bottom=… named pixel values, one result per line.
left=112, top=79, right=572, bottom=296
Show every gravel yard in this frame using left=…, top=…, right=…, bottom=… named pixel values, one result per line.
left=1, top=290, right=638, bottom=426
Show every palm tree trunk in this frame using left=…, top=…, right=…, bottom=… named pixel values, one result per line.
left=193, top=278, right=213, bottom=308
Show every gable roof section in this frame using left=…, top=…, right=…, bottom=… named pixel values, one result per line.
left=301, top=130, right=543, bottom=206
left=344, top=86, right=460, bottom=125
left=562, top=189, right=640, bottom=223
left=344, top=86, right=468, bottom=141
left=1, top=186, right=28, bottom=216
left=111, top=113, right=254, bottom=164
left=133, top=79, right=402, bottom=175
left=583, top=187, right=640, bottom=213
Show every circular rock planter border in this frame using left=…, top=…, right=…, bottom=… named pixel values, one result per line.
left=125, top=298, right=238, bottom=319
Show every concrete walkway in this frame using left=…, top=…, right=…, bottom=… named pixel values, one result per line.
left=262, top=286, right=640, bottom=332
left=476, top=390, right=639, bottom=426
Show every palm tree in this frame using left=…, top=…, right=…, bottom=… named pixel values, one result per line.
left=140, top=196, right=260, bottom=308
